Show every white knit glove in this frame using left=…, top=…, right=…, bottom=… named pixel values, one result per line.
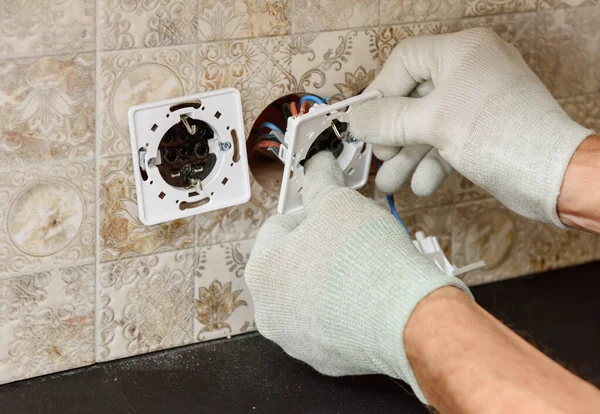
left=349, top=28, right=594, bottom=227
left=245, top=151, right=472, bottom=404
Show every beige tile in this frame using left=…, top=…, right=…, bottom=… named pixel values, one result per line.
left=0, top=161, right=95, bottom=279
left=464, top=0, right=537, bottom=17
left=292, top=0, right=378, bottom=34
left=0, top=264, right=95, bottom=384
left=379, top=21, right=460, bottom=63
left=194, top=239, right=255, bottom=342
left=198, top=36, right=294, bottom=133
left=453, top=199, right=597, bottom=286
left=403, top=205, right=454, bottom=259
left=197, top=178, right=278, bottom=246
left=99, top=45, right=196, bottom=157
left=558, top=93, right=600, bottom=133
left=0, top=0, right=94, bottom=59
left=0, top=54, right=95, bottom=167
left=97, top=250, right=194, bottom=361
left=198, top=0, right=290, bottom=41
left=290, top=29, right=379, bottom=102
left=460, top=12, right=537, bottom=70
left=540, top=0, right=598, bottom=9
left=535, top=7, right=600, bottom=99
left=99, top=0, right=197, bottom=51
left=99, top=157, right=194, bottom=262
left=380, top=0, right=462, bottom=25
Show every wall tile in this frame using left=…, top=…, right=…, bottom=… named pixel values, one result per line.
left=558, top=93, right=600, bottom=132
left=453, top=199, right=597, bottom=286
left=379, top=21, right=460, bottom=63
left=99, top=0, right=198, bottom=51
left=99, top=45, right=196, bottom=157
left=464, top=0, right=537, bottom=17
left=198, top=36, right=294, bottom=133
left=380, top=0, right=462, bottom=25
left=0, top=0, right=94, bottom=59
left=540, top=0, right=598, bottom=9
left=0, top=161, right=95, bottom=279
left=460, top=12, right=537, bottom=69
left=0, top=54, right=95, bottom=167
left=0, top=264, right=95, bottom=384
left=292, top=0, right=379, bottom=34
left=99, top=156, right=194, bottom=262
left=198, top=0, right=290, bottom=41
left=194, top=239, right=255, bottom=342
left=97, top=250, right=194, bottom=362
left=290, top=29, right=379, bottom=102
left=535, top=7, right=600, bottom=98
left=197, top=178, right=277, bottom=246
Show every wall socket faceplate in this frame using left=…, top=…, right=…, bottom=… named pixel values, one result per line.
left=277, top=90, right=382, bottom=214
left=128, top=89, right=250, bottom=225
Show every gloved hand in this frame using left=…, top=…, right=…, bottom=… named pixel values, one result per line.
left=349, top=28, right=594, bottom=228
left=245, top=151, right=472, bottom=404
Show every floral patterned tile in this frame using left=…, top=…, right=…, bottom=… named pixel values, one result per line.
left=198, top=0, right=290, bottom=41
left=197, top=178, right=277, bottom=247
left=453, top=199, right=597, bottom=286
left=0, top=161, right=95, bottom=279
left=198, top=36, right=294, bottom=133
left=378, top=20, right=460, bottom=63
left=380, top=0, right=462, bottom=25
left=403, top=205, right=454, bottom=259
left=292, top=0, right=379, bottom=34
left=540, top=0, right=598, bottom=9
left=464, top=0, right=537, bottom=17
left=535, top=7, right=600, bottom=99
left=0, top=54, right=95, bottom=167
left=99, top=0, right=197, bottom=51
left=99, top=157, right=194, bottom=262
left=99, top=45, right=196, bottom=157
left=558, top=92, right=600, bottom=133
left=0, top=0, right=94, bottom=59
left=0, top=264, right=95, bottom=384
left=194, top=239, right=255, bottom=342
left=289, top=29, right=379, bottom=102
left=460, top=12, right=537, bottom=70
left=97, top=250, right=195, bottom=362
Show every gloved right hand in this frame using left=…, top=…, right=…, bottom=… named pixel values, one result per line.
left=349, top=28, right=594, bottom=228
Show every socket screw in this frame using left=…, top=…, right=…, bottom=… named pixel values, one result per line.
left=218, top=142, right=232, bottom=152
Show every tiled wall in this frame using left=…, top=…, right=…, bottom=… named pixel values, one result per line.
left=0, top=0, right=599, bottom=384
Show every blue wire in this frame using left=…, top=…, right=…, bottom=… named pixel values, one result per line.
left=298, top=95, right=326, bottom=106
left=373, top=159, right=411, bottom=237
left=257, top=121, right=283, bottom=134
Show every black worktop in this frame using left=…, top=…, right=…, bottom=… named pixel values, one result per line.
left=1, top=261, right=599, bottom=413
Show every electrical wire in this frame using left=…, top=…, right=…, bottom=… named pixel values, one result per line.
left=372, top=158, right=411, bottom=237
left=257, top=121, right=284, bottom=134
left=298, top=95, right=326, bottom=106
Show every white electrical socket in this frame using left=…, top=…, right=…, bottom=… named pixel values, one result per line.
left=128, top=88, right=251, bottom=225
left=277, top=90, right=382, bottom=214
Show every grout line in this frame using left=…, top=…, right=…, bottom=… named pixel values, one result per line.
left=94, top=0, right=102, bottom=364
left=0, top=48, right=97, bottom=62
left=0, top=259, right=96, bottom=282
left=0, top=154, right=96, bottom=173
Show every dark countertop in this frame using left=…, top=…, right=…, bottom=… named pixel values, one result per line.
left=2, top=261, right=599, bottom=413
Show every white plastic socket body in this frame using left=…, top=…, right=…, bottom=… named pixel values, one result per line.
left=277, top=90, right=382, bottom=214
left=128, top=89, right=251, bottom=225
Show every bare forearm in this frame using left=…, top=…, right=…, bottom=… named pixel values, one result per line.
left=558, top=135, right=600, bottom=234
left=405, top=287, right=600, bottom=414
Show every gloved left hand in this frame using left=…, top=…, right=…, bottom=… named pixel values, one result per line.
left=245, top=151, right=472, bottom=403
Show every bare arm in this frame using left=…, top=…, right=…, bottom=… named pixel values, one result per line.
left=558, top=135, right=600, bottom=234
left=405, top=287, right=600, bottom=414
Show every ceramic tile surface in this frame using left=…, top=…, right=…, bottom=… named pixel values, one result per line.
left=0, top=264, right=95, bottom=384
left=0, top=0, right=95, bottom=59
left=100, top=0, right=198, bottom=51
left=99, top=157, right=194, bottom=262
left=0, top=161, right=95, bottom=279
left=292, top=0, right=378, bottom=34
left=194, top=239, right=255, bottom=342
left=558, top=93, right=600, bottom=132
left=198, top=0, right=290, bottom=41
left=97, top=250, right=194, bottom=361
left=539, top=0, right=598, bottom=9
left=464, top=0, right=537, bottom=17
left=380, top=0, right=462, bottom=25
left=99, top=45, right=196, bottom=157
left=535, top=7, right=600, bottom=98
left=0, top=54, right=95, bottom=167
